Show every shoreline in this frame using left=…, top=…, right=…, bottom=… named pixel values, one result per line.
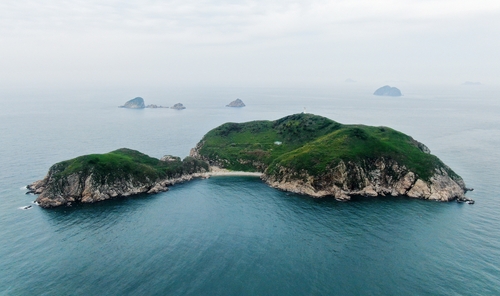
left=206, top=167, right=263, bottom=177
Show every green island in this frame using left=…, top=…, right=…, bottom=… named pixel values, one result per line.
left=28, top=113, right=472, bottom=208
left=28, top=148, right=208, bottom=208
left=193, top=113, right=449, bottom=179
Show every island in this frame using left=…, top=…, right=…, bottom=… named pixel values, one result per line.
left=28, top=113, right=472, bottom=208
left=191, top=113, right=469, bottom=202
left=120, top=97, right=169, bottom=109
left=226, top=99, right=245, bottom=107
left=171, top=103, right=186, bottom=110
left=373, top=85, right=402, bottom=96
left=27, top=148, right=208, bottom=208
left=120, top=97, right=145, bottom=109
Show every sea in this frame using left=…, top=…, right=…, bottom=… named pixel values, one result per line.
left=0, top=84, right=499, bottom=295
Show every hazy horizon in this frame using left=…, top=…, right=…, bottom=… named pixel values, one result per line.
left=1, top=0, right=499, bottom=90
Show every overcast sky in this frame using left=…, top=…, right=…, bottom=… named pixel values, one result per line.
left=1, top=0, right=499, bottom=89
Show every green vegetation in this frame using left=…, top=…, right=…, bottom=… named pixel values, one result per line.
left=196, top=113, right=460, bottom=181
left=49, top=148, right=208, bottom=185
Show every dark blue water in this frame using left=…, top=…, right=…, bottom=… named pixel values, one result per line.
left=1, top=85, right=499, bottom=295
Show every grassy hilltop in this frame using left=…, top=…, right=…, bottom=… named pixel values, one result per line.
left=30, top=148, right=209, bottom=207
left=46, top=148, right=208, bottom=187
left=195, top=113, right=459, bottom=181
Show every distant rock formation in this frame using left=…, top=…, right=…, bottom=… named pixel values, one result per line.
left=373, top=85, right=402, bottom=97
left=120, top=97, right=169, bottom=109
left=462, top=81, right=482, bottom=86
left=146, top=104, right=168, bottom=108
left=345, top=78, right=356, bottom=83
left=171, top=103, right=186, bottom=110
left=121, top=97, right=145, bottom=109
left=226, top=99, right=245, bottom=107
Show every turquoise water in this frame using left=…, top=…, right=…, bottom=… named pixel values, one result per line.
left=1, top=85, right=499, bottom=295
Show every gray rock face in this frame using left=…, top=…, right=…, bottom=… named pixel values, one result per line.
left=121, top=97, right=145, bottom=108
left=171, top=103, right=186, bottom=110
left=373, top=85, right=402, bottom=96
left=160, top=155, right=181, bottom=162
left=226, top=99, right=245, bottom=107
left=27, top=164, right=209, bottom=208
left=28, top=172, right=208, bottom=208
left=262, top=158, right=467, bottom=202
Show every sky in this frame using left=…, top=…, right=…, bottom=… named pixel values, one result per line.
left=1, top=0, right=499, bottom=89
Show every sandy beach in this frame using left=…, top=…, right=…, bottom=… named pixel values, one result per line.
left=207, top=167, right=263, bottom=177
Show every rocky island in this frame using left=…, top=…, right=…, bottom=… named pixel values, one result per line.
left=171, top=103, right=186, bottom=110
left=373, top=85, right=402, bottom=96
left=120, top=97, right=168, bottom=109
left=28, top=148, right=208, bottom=208
left=28, top=114, right=472, bottom=208
left=191, top=113, right=469, bottom=202
left=226, top=99, right=245, bottom=107
left=121, top=97, right=146, bottom=109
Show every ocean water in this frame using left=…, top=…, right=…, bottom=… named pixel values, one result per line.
left=1, top=84, right=499, bottom=295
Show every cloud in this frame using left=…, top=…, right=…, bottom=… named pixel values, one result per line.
left=3, top=0, right=499, bottom=42
left=0, top=0, right=499, bottom=88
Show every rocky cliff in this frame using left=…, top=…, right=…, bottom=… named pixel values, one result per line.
left=28, top=149, right=208, bottom=208
left=262, top=159, right=466, bottom=201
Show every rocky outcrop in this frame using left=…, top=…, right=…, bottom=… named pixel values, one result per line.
left=171, top=103, right=186, bottom=110
left=121, top=97, right=146, bottom=108
left=226, top=99, right=245, bottom=107
left=373, top=85, right=402, bottom=96
left=160, top=155, right=181, bottom=162
left=261, top=158, right=467, bottom=201
left=146, top=104, right=168, bottom=108
left=27, top=168, right=209, bottom=208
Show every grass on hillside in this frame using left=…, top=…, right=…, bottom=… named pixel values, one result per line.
left=197, top=113, right=459, bottom=181
left=49, top=148, right=208, bottom=185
